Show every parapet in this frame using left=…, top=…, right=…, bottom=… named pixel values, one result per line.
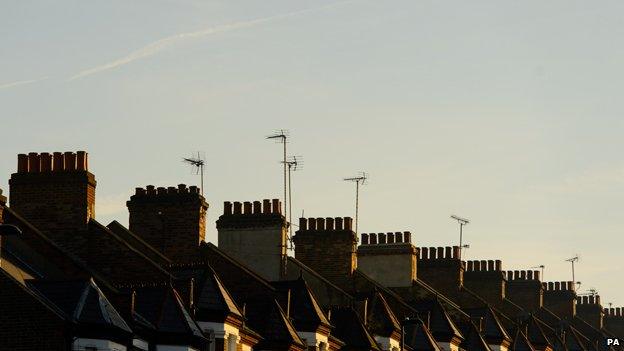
left=222, top=199, right=282, bottom=216
left=417, top=246, right=461, bottom=260
left=298, top=217, right=353, bottom=231
left=465, top=260, right=502, bottom=272
left=576, top=295, right=601, bottom=305
left=505, top=270, right=541, bottom=281
left=360, top=232, right=412, bottom=245
left=16, top=151, right=89, bottom=173
left=542, top=281, right=575, bottom=291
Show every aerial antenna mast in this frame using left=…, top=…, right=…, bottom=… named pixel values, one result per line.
left=282, top=155, right=303, bottom=250
left=450, top=215, right=470, bottom=260
left=343, top=172, right=368, bottom=234
left=565, top=255, right=580, bottom=291
left=183, top=152, right=205, bottom=196
left=266, top=130, right=289, bottom=219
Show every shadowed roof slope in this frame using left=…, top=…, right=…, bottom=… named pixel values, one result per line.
left=272, top=276, right=331, bottom=333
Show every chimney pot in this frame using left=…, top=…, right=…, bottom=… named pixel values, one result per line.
left=445, top=246, right=452, bottom=258
left=555, top=282, right=561, bottom=290
left=467, top=261, right=474, bottom=271
left=326, top=217, right=335, bottom=230
left=167, top=186, right=177, bottom=194
left=437, top=247, right=444, bottom=259
left=344, top=217, right=353, bottom=231
left=146, top=185, right=156, bottom=195
left=272, top=199, right=281, bottom=214
left=520, top=271, right=527, bottom=279
left=76, top=151, right=87, bottom=171
left=52, top=152, right=64, bottom=171
left=378, top=233, right=386, bottom=244
left=135, top=187, right=146, bottom=196
left=233, top=202, right=242, bottom=215
left=596, top=296, right=601, bottom=305
left=17, top=154, right=29, bottom=173
left=387, top=232, right=395, bottom=243
left=189, top=185, right=199, bottom=194
left=253, top=201, right=261, bottom=214
left=40, top=153, right=52, bottom=172
left=335, top=217, right=344, bottom=230
left=527, top=271, right=533, bottom=280
left=263, top=199, right=271, bottom=214
left=299, top=218, right=307, bottom=231
left=28, top=153, right=40, bottom=173
left=224, top=202, right=233, bottom=215
left=370, top=233, right=377, bottom=244
left=243, top=201, right=252, bottom=214
left=178, top=184, right=188, bottom=193
left=534, top=271, right=540, bottom=281
left=404, top=231, right=411, bottom=243
left=308, top=218, right=317, bottom=230
left=480, top=260, right=487, bottom=271
left=453, top=245, right=460, bottom=258
left=420, top=247, right=428, bottom=259
left=495, top=260, right=501, bottom=271
left=361, top=233, right=369, bottom=245
left=316, top=218, right=325, bottom=231
left=64, top=152, right=76, bottom=171
left=567, top=281, right=573, bottom=290
left=487, top=260, right=495, bottom=271
left=157, top=187, right=166, bottom=195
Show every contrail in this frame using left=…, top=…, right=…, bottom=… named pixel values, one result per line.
left=70, top=1, right=352, bottom=81
left=0, top=77, right=49, bottom=90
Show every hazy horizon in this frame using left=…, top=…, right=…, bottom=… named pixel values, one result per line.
left=2, top=0, right=624, bottom=305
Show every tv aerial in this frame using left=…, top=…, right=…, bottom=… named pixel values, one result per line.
left=451, top=215, right=470, bottom=260
left=266, top=129, right=289, bottom=218
left=282, top=155, right=303, bottom=250
left=344, top=172, right=368, bottom=234
left=182, top=152, right=205, bottom=196
left=565, top=255, right=580, bottom=290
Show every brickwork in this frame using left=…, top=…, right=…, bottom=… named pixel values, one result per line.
left=216, top=199, right=287, bottom=281
left=463, top=259, right=506, bottom=306
left=0, top=188, right=6, bottom=223
left=127, top=184, right=208, bottom=263
left=542, top=281, right=576, bottom=318
left=604, top=308, right=624, bottom=338
left=505, top=270, right=543, bottom=312
left=576, top=295, right=603, bottom=329
left=0, top=271, right=69, bottom=350
left=416, top=246, right=463, bottom=296
left=293, top=217, right=357, bottom=285
left=10, top=152, right=95, bottom=237
left=357, top=232, right=416, bottom=287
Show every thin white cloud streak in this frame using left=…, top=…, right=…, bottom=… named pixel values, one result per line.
left=0, top=77, right=49, bottom=90
left=70, top=1, right=352, bottom=81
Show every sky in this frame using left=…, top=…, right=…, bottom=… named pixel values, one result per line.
left=2, top=0, right=624, bottom=305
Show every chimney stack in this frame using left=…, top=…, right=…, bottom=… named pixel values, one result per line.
left=357, top=231, right=417, bottom=287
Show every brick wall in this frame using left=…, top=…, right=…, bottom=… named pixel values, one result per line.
left=576, top=295, right=603, bottom=329
left=127, top=184, right=208, bottom=263
left=543, top=281, right=576, bottom=319
left=357, top=232, right=416, bottom=287
left=293, top=217, right=357, bottom=286
left=417, top=246, right=463, bottom=297
left=506, top=270, right=543, bottom=312
left=0, top=271, right=69, bottom=350
left=463, top=260, right=506, bottom=307
left=9, top=152, right=95, bottom=244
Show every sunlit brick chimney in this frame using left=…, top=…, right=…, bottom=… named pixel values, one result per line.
left=357, top=232, right=416, bottom=287
left=543, top=281, right=576, bottom=319
left=576, top=295, right=603, bottom=329
left=216, top=199, right=287, bottom=281
left=293, top=217, right=357, bottom=285
left=463, top=259, right=506, bottom=307
left=127, top=184, right=208, bottom=263
left=9, top=151, right=96, bottom=239
left=417, top=246, right=463, bottom=297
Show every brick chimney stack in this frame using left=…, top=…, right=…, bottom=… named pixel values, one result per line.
left=505, top=270, right=543, bottom=312
left=293, top=217, right=357, bottom=285
left=463, top=260, right=506, bottom=307
left=357, top=232, right=416, bottom=287
left=576, top=295, right=603, bottom=329
left=417, top=246, right=463, bottom=298
left=0, top=188, right=6, bottom=223
left=604, top=308, right=624, bottom=338
left=9, top=151, right=96, bottom=239
left=543, top=281, right=576, bottom=319
left=127, top=184, right=208, bottom=263
left=216, top=199, right=287, bottom=281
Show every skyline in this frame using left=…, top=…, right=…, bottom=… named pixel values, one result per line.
left=2, top=0, right=624, bottom=306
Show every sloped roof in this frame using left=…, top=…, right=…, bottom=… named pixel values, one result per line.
left=134, top=284, right=206, bottom=346
left=403, top=318, right=441, bottom=351
left=365, top=291, right=401, bottom=338
left=525, top=314, right=553, bottom=349
left=253, top=300, right=306, bottom=350
left=412, top=297, right=464, bottom=343
left=27, top=278, right=132, bottom=341
left=464, top=306, right=511, bottom=345
left=272, top=277, right=331, bottom=332
left=460, top=320, right=493, bottom=351
left=512, top=329, right=537, bottom=351
left=106, top=220, right=172, bottom=268
left=195, top=266, right=243, bottom=323
left=329, top=306, right=381, bottom=351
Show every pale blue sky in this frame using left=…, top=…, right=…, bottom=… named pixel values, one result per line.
left=2, top=1, right=624, bottom=304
